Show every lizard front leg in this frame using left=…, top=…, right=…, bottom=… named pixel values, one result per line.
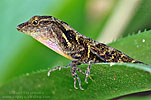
left=70, top=60, right=84, bottom=90
left=70, top=47, right=85, bottom=90
left=48, top=65, right=69, bottom=76
left=48, top=47, right=85, bottom=90
left=47, top=65, right=85, bottom=76
left=85, top=60, right=93, bottom=83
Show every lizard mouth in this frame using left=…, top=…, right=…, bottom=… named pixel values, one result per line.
left=17, top=22, right=28, bottom=32
left=17, top=23, right=39, bottom=35
left=17, top=24, right=23, bottom=32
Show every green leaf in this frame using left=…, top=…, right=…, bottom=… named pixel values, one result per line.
left=123, top=0, right=151, bottom=37
left=0, top=30, right=151, bottom=100
left=0, top=63, right=151, bottom=100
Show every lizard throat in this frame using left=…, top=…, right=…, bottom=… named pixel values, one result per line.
left=33, top=36, right=73, bottom=60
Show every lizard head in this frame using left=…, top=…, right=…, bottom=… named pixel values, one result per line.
left=17, top=16, right=55, bottom=39
left=17, top=16, right=73, bottom=60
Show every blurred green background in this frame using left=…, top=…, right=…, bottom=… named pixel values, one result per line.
left=0, top=0, right=151, bottom=99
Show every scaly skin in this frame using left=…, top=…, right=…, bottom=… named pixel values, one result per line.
left=17, top=16, right=145, bottom=90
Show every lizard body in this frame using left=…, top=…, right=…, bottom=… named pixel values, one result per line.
left=17, top=16, right=144, bottom=90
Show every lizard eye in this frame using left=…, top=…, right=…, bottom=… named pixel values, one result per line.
left=32, top=20, right=39, bottom=26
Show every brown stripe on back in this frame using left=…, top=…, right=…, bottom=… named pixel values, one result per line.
left=51, top=21, right=78, bottom=44
left=64, top=30, right=78, bottom=44
left=51, top=23, right=68, bottom=49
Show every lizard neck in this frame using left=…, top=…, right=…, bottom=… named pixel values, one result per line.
left=33, top=35, right=73, bottom=60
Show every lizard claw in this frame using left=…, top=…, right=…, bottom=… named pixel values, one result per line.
left=80, top=87, right=84, bottom=90
left=48, top=71, right=51, bottom=76
left=74, top=86, right=78, bottom=89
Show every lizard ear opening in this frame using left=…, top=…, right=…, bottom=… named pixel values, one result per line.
left=32, top=20, right=39, bottom=26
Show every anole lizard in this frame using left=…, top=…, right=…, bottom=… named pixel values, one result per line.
left=17, top=16, right=145, bottom=90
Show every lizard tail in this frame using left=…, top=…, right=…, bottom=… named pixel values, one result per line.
left=132, top=60, right=149, bottom=65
